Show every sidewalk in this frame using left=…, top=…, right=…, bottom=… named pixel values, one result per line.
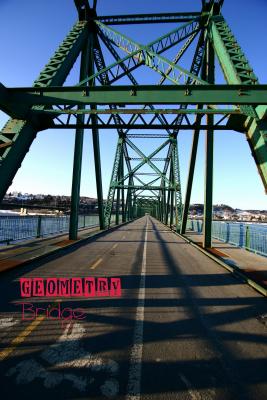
left=185, top=230, right=267, bottom=290
left=0, top=226, right=100, bottom=273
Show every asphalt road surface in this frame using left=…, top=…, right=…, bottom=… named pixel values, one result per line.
left=0, top=216, right=266, bottom=400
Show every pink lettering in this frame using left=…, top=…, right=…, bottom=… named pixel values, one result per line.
left=58, top=279, right=70, bottom=297
left=110, top=278, right=122, bottom=297
left=84, top=278, right=95, bottom=297
left=46, top=278, right=58, bottom=296
left=32, top=278, right=44, bottom=297
left=71, top=278, right=83, bottom=296
left=17, top=302, right=35, bottom=320
left=20, top=278, right=32, bottom=297
left=97, top=278, right=109, bottom=296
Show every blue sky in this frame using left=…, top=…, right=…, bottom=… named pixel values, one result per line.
left=0, top=0, right=266, bottom=209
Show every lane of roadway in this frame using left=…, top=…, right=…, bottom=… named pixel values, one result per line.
left=0, top=216, right=266, bottom=400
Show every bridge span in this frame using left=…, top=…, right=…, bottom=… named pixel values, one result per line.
left=0, top=216, right=266, bottom=399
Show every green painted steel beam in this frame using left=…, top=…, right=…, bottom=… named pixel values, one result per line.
left=203, top=40, right=214, bottom=248
left=0, top=83, right=20, bottom=117
left=125, top=138, right=171, bottom=186
left=98, top=12, right=204, bottom=25
left=7, top=85, right=267, bottom=108
left=77, top=18, right=205, bottom=87
left=95, top=19, right=205, bottom=86
left=119, top=140, right=170, bottom=184
left=104, top=138, right=124, bottom=227
left=179, top=34, right=209, bottom=234
left=114, top=185, right=175, bottom=190
left=0, top=21, right=88, bottom=204
left=74, top=0, right=90, bottom=20
left=48, top=124, right=234, bottom=130
left=90, top=38, right=105, bottom=230
left=69, top=28, right=92, bottom=240
left=209, top=15, right=267, bottom=192
left=180, top=115, right=201, bottom=234
left=171, top=139, right=183, bottom=230
left=35, top=108, right=240, bottom=116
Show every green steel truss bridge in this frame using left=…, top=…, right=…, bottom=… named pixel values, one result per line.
left=0, top=0, right=266, bottom=247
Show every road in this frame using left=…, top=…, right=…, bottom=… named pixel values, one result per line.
left=0, top=216, right=266, bottom=399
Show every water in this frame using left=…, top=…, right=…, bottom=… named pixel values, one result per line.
left=0, top=215, right=101, bottom=244
left=188, top=220, right=267, bottom=257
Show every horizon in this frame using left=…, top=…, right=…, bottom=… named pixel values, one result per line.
left=0, top=0, right=266, bottom=209
left=3, top=191, right=267, bottom=211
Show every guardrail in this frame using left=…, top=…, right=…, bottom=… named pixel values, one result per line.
left=187, top=220, right=267, bottom=257
left=0, top=214, right=116, bottom=244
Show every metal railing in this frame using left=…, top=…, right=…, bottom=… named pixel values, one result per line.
left=187, top=220, right=267, bottom=257
left=0, top=214, right=104, bottom=244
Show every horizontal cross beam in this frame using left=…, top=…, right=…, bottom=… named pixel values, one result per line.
left=47, top=124, right=235, bottom=130
left=2, top=85, right=267, bottom=116
left=114, top=185, right=175, bottom=190
left=97, top=12, right=204, bottom=25
left=36, top=108, right=240, bottom=115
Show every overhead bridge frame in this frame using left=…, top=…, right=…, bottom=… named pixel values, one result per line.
left=0, top=0, right=266, bottom=247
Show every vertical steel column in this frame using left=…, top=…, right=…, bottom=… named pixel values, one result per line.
left=180, top=37, right=207, bottom=235
left=133, top=195, right=137, bottom=219
left=162, top=178, right=166, bottom=223
left=165, top=165, right=173, bottom=225
left=158, top=198, right=162, bottom=222
left=170, top=159, right=174, bottom=228
left=104, top=138, right=123, bottom=227
left=171, top=138, right=183, bottom=231
left=125, top=186, right=130, bottom=221
left=127, top=174, right=133, bottom=220
left=69, top=37, right=90, bottom=240
left=91, top=112, right=104, bottom=229
left=165, top=187, right=171, bottom=225
left=91, top=33, right=104, bottom=230
left=170, top=190, right=174, bottom=229
left=121, top=155, right=126, bottom=222
left=203, top=38, right=214, bottom=248
left=180, top=115, right=201, bottom=234
left=116, top=152, right=121, bottom=224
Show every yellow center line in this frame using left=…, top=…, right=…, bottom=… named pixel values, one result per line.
left=89, top=241, right=119, bottom=269
left=90, top=257, right=103, bottom=269
left=0, top=298, right=62, bottom=362
left=0, top=315, right=45, bottom=361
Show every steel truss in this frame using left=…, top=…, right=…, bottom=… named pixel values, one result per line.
left=0, top=0, right=266, bottom=246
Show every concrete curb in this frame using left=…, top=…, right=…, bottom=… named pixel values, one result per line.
left=156, top=219, right=267, bottom=297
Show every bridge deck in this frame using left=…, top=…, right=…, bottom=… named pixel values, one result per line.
left=0, top=216, right=266, bottom=399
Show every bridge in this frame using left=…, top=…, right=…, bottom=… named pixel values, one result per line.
left=0, top=1, right=267, bottom=399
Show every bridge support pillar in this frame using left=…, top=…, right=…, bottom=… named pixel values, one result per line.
left=203, top=38, right=214, bottom=248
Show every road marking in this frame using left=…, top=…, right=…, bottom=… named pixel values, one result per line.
left=0, top=299, right=62, bottom=361
left=0, top=317, right=18, bottom=329
left=126, top=217, right=148, bottom=400
left=6, top=321, right=119, bottom=396
left=90, top=258, right=103, bottom=269
left=0, top=315, right=45, bottom=361
left=122, top=235, right=126, bottom=240
left=111, top=244, right=118, bottom=250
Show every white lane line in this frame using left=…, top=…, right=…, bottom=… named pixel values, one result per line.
left=126, top=217, right=148, bottom=400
